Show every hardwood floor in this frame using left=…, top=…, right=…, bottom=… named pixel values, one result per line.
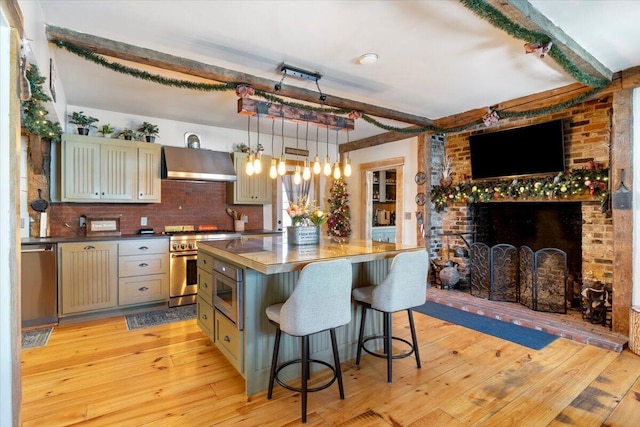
left=21, top=308, right=640, bottom=426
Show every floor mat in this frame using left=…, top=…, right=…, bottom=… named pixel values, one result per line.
left=125, top=305, right=197, bottom=331
left=414, top=301, right=558, bottom=350
left=22, top=327, right=53, bottom=349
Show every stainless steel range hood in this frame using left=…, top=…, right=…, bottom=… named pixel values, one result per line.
left=161, top=146, right=237, bottom=182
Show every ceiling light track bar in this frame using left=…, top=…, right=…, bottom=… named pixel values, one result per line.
left=238, top=98, right=354, bottom=131
left=279, top=64, right=322, bottom=82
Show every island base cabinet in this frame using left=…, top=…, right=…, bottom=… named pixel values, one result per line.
left=216, top=309, right=244, bottom=374
left=197, top=297, right=214, bottom=341
left=119, top=275, right=168, bottom=306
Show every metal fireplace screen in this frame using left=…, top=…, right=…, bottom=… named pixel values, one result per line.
left=470, top=243, right=567, bottom=314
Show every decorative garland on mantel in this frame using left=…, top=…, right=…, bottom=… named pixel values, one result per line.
left=431, top=167, right=609, bottom=213
left=51, top=0, right=610, bottom=136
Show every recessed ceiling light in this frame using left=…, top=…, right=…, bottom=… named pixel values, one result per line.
left=358, top=53, right=378, bottom=65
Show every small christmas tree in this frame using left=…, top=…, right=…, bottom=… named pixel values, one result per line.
left=327, top=177, right=352, bottom=239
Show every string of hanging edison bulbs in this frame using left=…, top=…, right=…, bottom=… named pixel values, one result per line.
left=245, top=114, right=351, bottom=181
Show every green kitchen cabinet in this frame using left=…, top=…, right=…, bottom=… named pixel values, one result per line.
left=227, top=152, right=272, bottom=204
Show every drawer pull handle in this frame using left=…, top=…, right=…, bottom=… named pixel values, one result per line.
left=202, top=314, right=208, bottom=320
left=138, top=263, right=149, bottom=267
left=139, top=246, right=149, bottom=250
left=224, top=336, right=231, bottom=342
left=138, top=286, right=149, bottom=292
left=203, top=259, right=208, bottom=264
left=84, top=245, right=96, bottom=250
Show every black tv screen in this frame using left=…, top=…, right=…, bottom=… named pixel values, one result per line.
left=469, top=120, right=565, bottom=180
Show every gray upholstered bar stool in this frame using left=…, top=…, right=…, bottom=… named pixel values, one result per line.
left=352, top=249, right=428, bottom=383
left=265, top=259, right=352, bottom=423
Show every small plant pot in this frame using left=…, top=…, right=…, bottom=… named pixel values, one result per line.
left=124, top=136, right=133, bottom=141
left=78, top=128, right=89, bottom=135
left=145, top=136, right=156, bottom=143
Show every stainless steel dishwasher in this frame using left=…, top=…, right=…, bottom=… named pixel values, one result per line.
left=21, top=243, right=58, bottom=328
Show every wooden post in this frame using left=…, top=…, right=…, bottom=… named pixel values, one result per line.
left=629, top=306, right=640, bottom=355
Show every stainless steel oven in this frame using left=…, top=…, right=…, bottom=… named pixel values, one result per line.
left=169, top=250, right=198, bottom=307
left=213, top=259, right=244, bottom=330
left=167, top=229, right=241, bottom=307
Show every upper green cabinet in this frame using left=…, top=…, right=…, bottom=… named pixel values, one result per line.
left=227, top=152, right=272, bottom=204
left=53, top=134, right=161, bottom=203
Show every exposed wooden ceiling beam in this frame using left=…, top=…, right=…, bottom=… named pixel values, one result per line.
left=341, top=66, right=640, bottom=153
left=487, top=0, right=612, bottom=82
left=46, top=25, right=434, bottom=128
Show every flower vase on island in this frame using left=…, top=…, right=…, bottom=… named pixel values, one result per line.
left=286, top=196, right=327, bottom=245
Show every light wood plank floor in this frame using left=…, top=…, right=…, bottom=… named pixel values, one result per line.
left=21, top=309, right=640, bottom=426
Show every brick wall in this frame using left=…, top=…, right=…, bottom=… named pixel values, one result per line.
left=430, top=98, right=613, bottom=286
left=47, top=180, right=265, bottom=237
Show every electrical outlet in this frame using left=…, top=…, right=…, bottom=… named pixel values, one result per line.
left=404, top=212, right=411, bottom=220
left=141, top=217, right=148, bottom=226
left=79, top=215, right=86, bottom=227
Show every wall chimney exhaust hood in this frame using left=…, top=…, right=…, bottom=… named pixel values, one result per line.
left=161, top=146, right=237, bottom=182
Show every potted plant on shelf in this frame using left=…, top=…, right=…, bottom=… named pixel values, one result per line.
left=117, top=128, right=138, bottom=141
left=68, top=111, right=99, bottom=135
left=137, top=122, right=159, bottom=143
left=97, top=124, right=115, bottom=138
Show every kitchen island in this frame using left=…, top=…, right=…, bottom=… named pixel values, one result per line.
left=197, top=235, right=423, bottom=395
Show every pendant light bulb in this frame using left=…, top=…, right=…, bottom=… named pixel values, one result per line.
left=333, top=162, right=341, bottom=179
left=253, top=152, right=262, bottom=174
left=246, top=153, right=255, bottom=176
left=343, top=157, right=352, bottom=177
left=277, top=156, right=287, bottom=176
left=269, top=158, right=277, bottom=179
left=312, top=155, right=321, bottom=175
left=303, top=160, right=311, bottom=181
left=293, top=165, right=302, bottom=185
left=323, top=156, right=332, bottom=176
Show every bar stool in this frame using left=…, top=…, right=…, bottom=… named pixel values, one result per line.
left=352, top=250, right=428, bottom=383
left=265, top=259, right=352, bottom=423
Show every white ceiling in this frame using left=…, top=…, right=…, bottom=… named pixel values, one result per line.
left=28, top=0, right=640, bottom=141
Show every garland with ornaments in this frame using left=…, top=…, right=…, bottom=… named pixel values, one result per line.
left=431, top=166, right=609, bottom=213
left=52, top=0, right=611, bottom=138
left=21, top=64, right=63, bottom=142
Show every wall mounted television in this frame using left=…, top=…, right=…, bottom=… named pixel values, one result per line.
left=469, top=119, right=565, bottom=180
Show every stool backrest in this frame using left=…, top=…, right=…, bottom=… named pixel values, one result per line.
left=280, top=259, right=353, bottom=336
left=372, top=250, right=429, bottom=312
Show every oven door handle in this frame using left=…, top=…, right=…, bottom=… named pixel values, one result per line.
left=171, top=252, right=197, bottom=258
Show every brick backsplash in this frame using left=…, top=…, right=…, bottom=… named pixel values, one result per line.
left=47, top=180, right=265, bottom=237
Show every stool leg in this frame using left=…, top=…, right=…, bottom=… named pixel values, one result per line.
left=408, top=309, right=421, bottom=369
left=355, top=304, right=367, bottom=366
left=267, top=327, right=282, bottom=400
left=385, top=312, right=393, bottom=383
left=330, top=328, right=345, bottom=399
left=301, top=335, right=309, bottom=423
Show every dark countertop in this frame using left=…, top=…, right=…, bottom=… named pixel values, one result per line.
left=21, top=233, right=170, bottom=245
left=21, top=229, right=282, bottom=245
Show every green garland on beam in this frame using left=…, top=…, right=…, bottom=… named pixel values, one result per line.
left=53, top=37, right=608, bottom=136
left=53, top=40, right=236, bottom=92
left=459, top=0, right=609, bottom=88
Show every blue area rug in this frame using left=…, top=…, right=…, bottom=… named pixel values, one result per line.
left=125, top=304, right=197, bottom=331
left=414, top=301, right=557, bottom=350
left=22, top=327, right=53, bottom=349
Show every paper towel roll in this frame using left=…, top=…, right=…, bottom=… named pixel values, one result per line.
left=39, top=212, right=48, bottom=237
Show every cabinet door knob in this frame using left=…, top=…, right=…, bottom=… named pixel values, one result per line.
left=139, top=193, right=143, bottom=197
left=101, top=192, right=105, bottom=195
left=84, top=245, right=95, bottom=250
left=202, top=282, right=208, bottom=289
left=138, top=286, right=149, bottom=292
left=202, top=314, right=208, bottom=320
